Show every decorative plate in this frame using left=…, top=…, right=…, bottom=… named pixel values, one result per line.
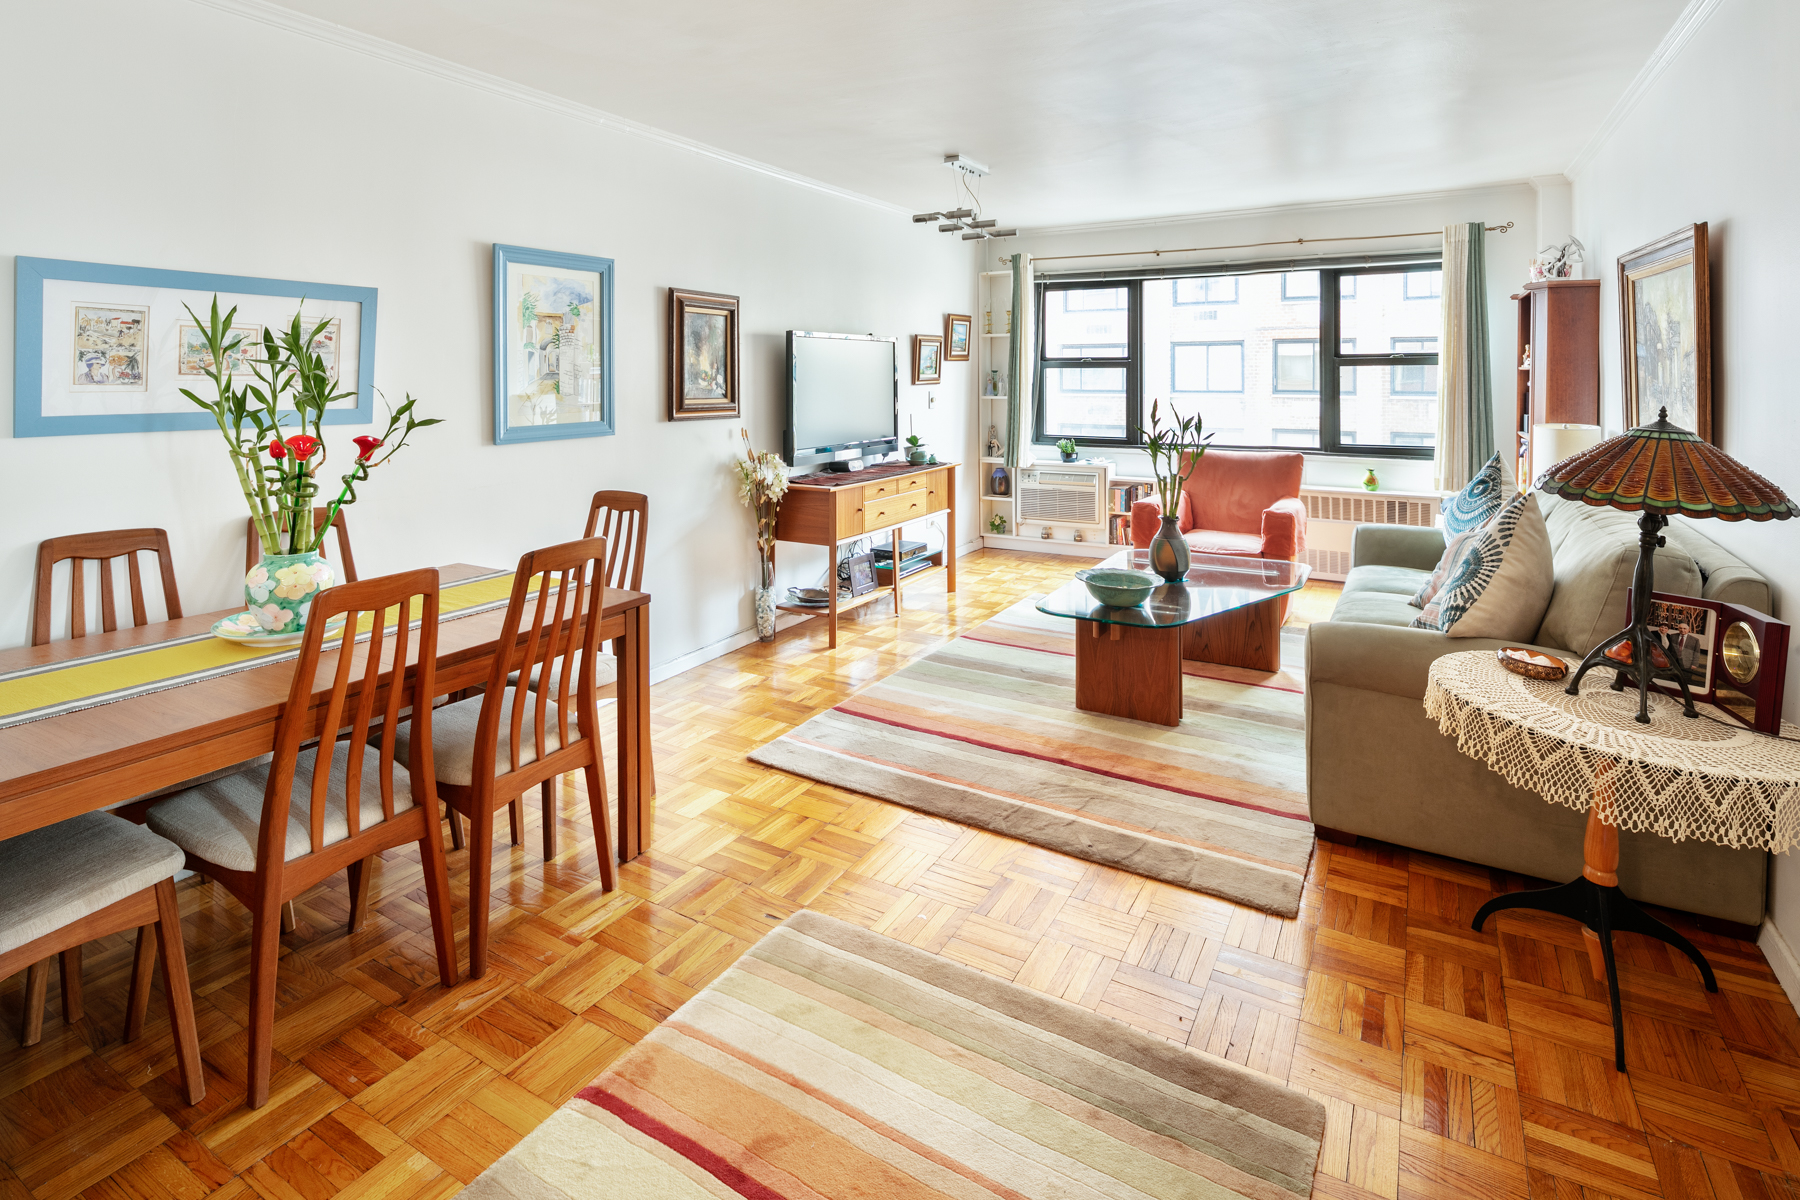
left=1498, top=646, right=1568, bottom=681
left=211, top=611, right=345, bottom=649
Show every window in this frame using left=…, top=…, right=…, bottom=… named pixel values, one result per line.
left=1171, top=342, right=1244, bottom=392
left=1037, top=259, right=1438, bottom=456
left=1404, top=270, right=1442, bottom=300
left=1390, top=337, right=1439, bottom=393
left=1273, top=340, right=1318, bottom=392
left=1037, top=283, right=1138, bottom=441
left=1174, top=276, right=1237, bottom=304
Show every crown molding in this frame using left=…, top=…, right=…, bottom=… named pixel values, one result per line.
left=1565, top=0, right=1723, bottom=179
left=184, top=0, right=909, bottom=215
left=1010, top=180, right=1535, bottom=241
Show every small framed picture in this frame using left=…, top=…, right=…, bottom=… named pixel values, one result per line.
left=668, top=287, right=740, bottom=421
left=912, top=334, right=943, bottom=384
left=944, top=313, right=971, bottom=361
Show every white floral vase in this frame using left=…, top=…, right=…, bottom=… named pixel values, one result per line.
left=243, top=550, right=335, bottom=636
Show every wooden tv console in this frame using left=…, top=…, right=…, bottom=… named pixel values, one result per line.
left=771, top=462, right=957, bottom=648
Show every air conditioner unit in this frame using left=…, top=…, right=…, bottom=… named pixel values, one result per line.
left=1017, top=468, right=1103, bottom=526
left=1298, top=487, right=1441, bottom=581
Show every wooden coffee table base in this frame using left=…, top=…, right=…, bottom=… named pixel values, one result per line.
left=1074, top=620, right=1182, bottom=726
left=1182, top=596, right=1284, bottom=673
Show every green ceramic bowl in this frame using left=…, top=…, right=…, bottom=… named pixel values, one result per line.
left=1075, top=567, right=1160, bottom=608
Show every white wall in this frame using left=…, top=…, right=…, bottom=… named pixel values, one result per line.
left=1567, top=0, right=1800, bottom=990
left=0, top=0, right=978, bottom=669
left=987, top=183, right=1538, bottom=492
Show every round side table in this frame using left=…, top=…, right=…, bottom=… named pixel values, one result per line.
left=1423, top=650, right=1800, bottom=1072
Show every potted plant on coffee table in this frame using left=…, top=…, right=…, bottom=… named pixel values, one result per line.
left=1138, top=400, right=1212, bottom=582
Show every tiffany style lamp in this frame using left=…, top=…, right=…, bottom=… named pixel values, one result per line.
left=1538, top=407, right=1792, bottom=723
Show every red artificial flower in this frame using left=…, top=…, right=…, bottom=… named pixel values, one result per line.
left=353, top=435, right=383, bottom=462
left=267, top=438, right=286, bottom=460
left=284, top=434, right=322, bottom=460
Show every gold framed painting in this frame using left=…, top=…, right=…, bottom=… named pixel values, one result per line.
left=668, top=287, right=739, bottom=421
left=1618, top=222, right=1710, bottom=441
left=912, top=334, right=943, bottom=385
left=944, top=313, right=971, bottom=361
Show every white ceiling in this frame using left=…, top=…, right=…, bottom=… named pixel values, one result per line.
left=268, top=0, right=1688, bottom=228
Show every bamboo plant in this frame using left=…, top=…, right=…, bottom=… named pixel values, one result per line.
left=1137, top=398, right=1212, bottom=513
left=179, top=297, right=439, bottom=557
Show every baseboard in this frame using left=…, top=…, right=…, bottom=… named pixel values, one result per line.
left=979, top=533, right=1115, bottom=558
left=648, top=612, right=811, bottom=685
left=1759, top=919, right=1800, bottom=1016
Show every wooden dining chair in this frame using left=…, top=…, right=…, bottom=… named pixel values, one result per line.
left=145, top=568, right=458, bottom=1108
left=397, top=538, right=616, bottom=977
left=32, top=528, right=181, bottom=646
left=246, top=508, right=358, bottom=581
left=1, top=811, right=205, bottom=1104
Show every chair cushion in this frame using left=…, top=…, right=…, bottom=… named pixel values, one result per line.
left=394, top=693, right=565, bottom=788
left=1342, top=564, right=1432, bottom=599
left=1179, top=529, right=1264, bottom=556
left=0, top=813, right=184, bottom=956
left=1414, top=492, right=1555, bottom=639
left=147, top=741, right=415, bottom=874
left=1440, top=453, right=1511, bottom=536
left=1331, top=588, right=1431, bottom=629
left=506, top=652, right=618, bottom=697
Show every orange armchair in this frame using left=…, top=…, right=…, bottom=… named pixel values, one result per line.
left=1129, top=449, right=1308, bottom=561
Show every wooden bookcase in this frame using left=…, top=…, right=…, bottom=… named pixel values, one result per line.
left=1512, top=279, right=1600, bottom=489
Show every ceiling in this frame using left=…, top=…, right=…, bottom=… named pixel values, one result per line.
left=269, top=0, right=1689, bottom=228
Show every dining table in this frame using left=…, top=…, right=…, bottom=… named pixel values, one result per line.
left=0, top=562, right=656, bottom=861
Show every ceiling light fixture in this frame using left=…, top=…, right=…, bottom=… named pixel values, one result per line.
left=916, top=155, right=1013, bottom=240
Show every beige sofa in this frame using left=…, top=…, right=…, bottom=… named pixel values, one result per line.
left=1305, top=494, right=1772, bottom=925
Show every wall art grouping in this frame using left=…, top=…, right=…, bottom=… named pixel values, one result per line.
left=14, top=257, right=375, bottom=438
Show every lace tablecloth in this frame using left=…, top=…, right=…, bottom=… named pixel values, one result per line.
left=1424, top=651, right=1800, bottom=853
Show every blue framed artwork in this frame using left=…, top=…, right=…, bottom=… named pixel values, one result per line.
left=13, top=257, right=377, bottom=438
left=493, top=243, right=615, bottom=444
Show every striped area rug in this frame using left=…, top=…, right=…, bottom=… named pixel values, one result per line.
left=750, top=598, right=1313, bottom=917
left=464, top=911, right=1326, bottom=1200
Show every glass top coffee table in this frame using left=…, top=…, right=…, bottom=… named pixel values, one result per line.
left=1037, top=550, right=1310, bottom=726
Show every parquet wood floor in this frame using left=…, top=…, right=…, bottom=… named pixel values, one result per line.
left=4, top=548, right=1799, bottom=1200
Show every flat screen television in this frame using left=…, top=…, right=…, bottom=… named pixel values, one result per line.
left=784, top=331, right=898, bottom=470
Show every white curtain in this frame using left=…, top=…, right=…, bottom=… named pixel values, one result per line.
left=1004, top=252, right=1034, bottom=469
left=1434, top=222, right=1495, bottom=491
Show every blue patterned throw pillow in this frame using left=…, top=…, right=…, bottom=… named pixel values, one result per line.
left=1440, top=453, right=1509, bottom=537
left=1413, top=491, right=1554, bottom=639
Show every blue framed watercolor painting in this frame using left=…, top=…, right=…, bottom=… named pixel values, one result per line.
left=493, top=244, right=615, bottom=444
left=13, top=257, right=377, bottom=438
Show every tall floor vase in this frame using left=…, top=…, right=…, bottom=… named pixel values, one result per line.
left=754, top=550, right=777, bottom=642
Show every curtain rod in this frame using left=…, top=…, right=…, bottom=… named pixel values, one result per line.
left=999, top=220, right=1514, bottom=266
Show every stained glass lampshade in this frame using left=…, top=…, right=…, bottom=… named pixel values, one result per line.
left=1537, top=407, right=1791, bottom=722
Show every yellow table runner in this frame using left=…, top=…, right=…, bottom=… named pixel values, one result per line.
left=0, top=570, right=521, bottom=731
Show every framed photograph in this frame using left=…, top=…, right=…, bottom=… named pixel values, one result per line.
left=944, top=313, right=972, bottom=361
left=667, top=288, right=739, bottom=421
left=1619, top=222, right=1710, bottom=440
left=912, top=334, right=943, bottom=384
left=493, top=243, right=615, bottom=444
left=1632, top=590, right=1790, bottom=734
left=14, top=257, right=375, bottom=437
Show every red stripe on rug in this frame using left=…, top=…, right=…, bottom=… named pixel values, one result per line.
left=578, top=1086, right=793, bottom=1200
left=832, top=704, right=1308, bottom=822
left=958, top=632, right=1074, bottom=658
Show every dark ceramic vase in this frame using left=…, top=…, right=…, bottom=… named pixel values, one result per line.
left=1147, top=514, right=1190, bottom=583
left=989, top=465, right=1009, bottom=496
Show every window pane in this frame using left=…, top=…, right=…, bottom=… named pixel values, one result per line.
left=1041, top=365, right=1127, bottom=439
left=1140, top=271, right=1317, bottom=449
left=1173, top=276, right=1237, bottom=304
left=1274, top=340, right=1318, bottom=392
left=1337, top=270, right=1440, bottom=449
left=1340, top=339, right=1356, bottom=395
left=1281, top=272, right=1319, bottom=300
left=1044, top=287, right=1129, bottom=358
left=1172, top=341, right=1243, bottom=392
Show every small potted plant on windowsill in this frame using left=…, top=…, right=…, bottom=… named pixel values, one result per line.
left=1056, top=438, right=1078, bottom=463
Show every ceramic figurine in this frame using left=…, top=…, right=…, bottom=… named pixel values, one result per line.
left=986, top=423, right=1002, bottom=457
